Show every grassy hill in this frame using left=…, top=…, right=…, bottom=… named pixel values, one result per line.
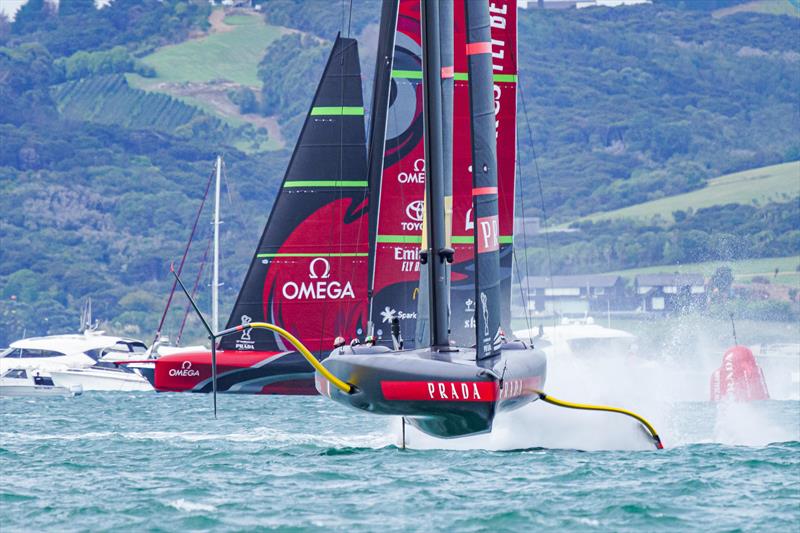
left=127, top=9, right=287, bottom=151
left=136, top=12, right=284, bottom=88
left=713, top=0, right=800, bottom=18
left=571, top=161, right=800, bottom=225
left=52, top=74, right=226, bottom=134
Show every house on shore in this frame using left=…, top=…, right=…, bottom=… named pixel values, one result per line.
left=520, top=274, right=626, bottom=315
left=635, top=273, right=706, bottom=312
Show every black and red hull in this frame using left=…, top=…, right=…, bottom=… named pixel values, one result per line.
left=317, top=345, right=546, bottom=438
left=139, top=351, right=317, bottom=395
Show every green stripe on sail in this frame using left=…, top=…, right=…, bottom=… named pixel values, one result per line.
left=392, top=69, right=423, bottom=79
left=493, top=74, right=518, bottom=83
left=451, top=236, right=513, bottom=244
left=310, top=106, right=364, bottom=116
left=283, top=180, right=368, bottom=188
left=376, top=235, right=422, bottom=244
left=453, top=73, right=518, bottom=83
left=257, top=252, right=368, bottom=258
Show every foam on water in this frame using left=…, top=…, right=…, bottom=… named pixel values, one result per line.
left=398, top=341, right=800, bottom=451
left=168, top=499, right=217, bottom=513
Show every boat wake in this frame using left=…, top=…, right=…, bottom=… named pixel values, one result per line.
left=392, top=350, right=799, bottom=451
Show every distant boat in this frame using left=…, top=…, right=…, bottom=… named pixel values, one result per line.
left=0, top=368, right=82, bottom=397
left=515, top=317, right=637, bottom=358
left=710, top=345, right=770, bottom=402
left=0, top=332, right=152, bottom=392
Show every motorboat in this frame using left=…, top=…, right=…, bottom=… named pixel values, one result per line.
left=0, top=332, right=152, bottom=391
left=0, top=368, right=82, bottom=397
left=515, top=317, right=637, bottom=358
left=48, top=361, right=151, bottom=392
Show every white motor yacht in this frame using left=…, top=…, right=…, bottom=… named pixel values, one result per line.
left=515, top=317, right=637, bottom=358
left=0, top=368, right=82, bottom=397
left=0, top=332, right=153, bottom=392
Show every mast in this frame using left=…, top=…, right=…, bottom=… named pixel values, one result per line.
left=420, top=0, right=452, bottom=349
left=416, top=0, right=454, bottom=348
left=366, top=0, right=400, bottom=337
left=465, top=0, right=502, bottom=359
left=212, top=154, right=222, bottom=334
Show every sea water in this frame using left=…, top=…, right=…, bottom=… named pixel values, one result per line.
left=1, top=386, right=798, bottom=531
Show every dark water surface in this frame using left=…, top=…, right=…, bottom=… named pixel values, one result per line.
left=1, top=393, right=798, bottom=531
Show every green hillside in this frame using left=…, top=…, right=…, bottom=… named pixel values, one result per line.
left=126, top=10, right=285, bottom=152
left=136, top=12, right=284, bottom=88
left=52, top=74, right=225, bottom=133
left=574, top=161, right=800, bottom=225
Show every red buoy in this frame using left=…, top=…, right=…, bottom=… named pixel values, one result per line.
left=710, top=346, right=770, bottom=402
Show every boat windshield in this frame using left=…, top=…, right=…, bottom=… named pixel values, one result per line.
left=85, top=341, right=148, bottom=361
left=0, top=348, right=66, bottom=358
left=1, top=369, right=27, bottom=379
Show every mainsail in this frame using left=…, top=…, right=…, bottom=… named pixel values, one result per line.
left=369, top=0, right=427, bottom=344
left=220, top=36, right=369, bottom=354
left=370, top=0, right=518, bottom=346
left=450, top=0, right=518, bottom=345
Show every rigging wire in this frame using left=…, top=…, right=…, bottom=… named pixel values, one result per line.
left=516, top=59, right=558, bottom=328
left=152, top=163, right=216, bottom=347
left=512, top=135, right=534, bottom=343
left=177, top=232, right=213, bottom=346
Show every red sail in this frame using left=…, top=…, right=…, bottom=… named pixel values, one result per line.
left=450, top=0, right=517, bottom=345
left=369, top=0, right=427, bottom=343
left=219, top=37, right=369, bottom=354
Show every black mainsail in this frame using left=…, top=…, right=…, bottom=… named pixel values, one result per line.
left=219, top=36, right=370, bottom=355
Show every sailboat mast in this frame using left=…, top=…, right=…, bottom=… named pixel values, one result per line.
left=420, top=0, right=451, bottom=349
left=212, top=154, right=222, bottom=334
left=464, top=0, right=502, bottom=359
left=366, top=0, right=400, bottom=337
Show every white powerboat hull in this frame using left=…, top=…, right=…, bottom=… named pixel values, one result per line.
left=0, top=370, right=83, bottom=397
left=49, top=367, right=152, bottom=392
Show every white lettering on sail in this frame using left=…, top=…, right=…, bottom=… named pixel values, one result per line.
left=397, top=158, right=426, bottom=184
left=393, top=246, right=420, bottom=273
left=281, top=258, right=355, bottom=300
